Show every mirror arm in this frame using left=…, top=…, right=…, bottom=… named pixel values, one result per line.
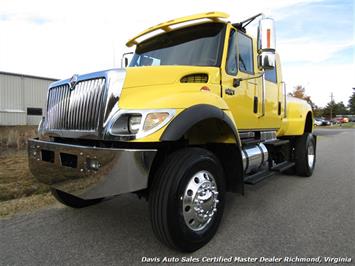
left=233, top=79, right=240, bottom=87
left=232, top=13, right=264, bottom=32
left=233, top=72, right=264, bottom=87
left=121, top=52, right=134, bottom=68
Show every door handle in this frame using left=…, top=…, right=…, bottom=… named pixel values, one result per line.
left=225, top=88, right=235, bottom=95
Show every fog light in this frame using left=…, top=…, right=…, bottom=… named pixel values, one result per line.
left=88, top=159, right=101, bottom=171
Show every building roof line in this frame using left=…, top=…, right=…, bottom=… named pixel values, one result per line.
left=0, top=71, right=58, bottom=81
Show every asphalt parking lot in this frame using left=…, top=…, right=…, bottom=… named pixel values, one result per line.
left=1, top=128, right=354, bottom=265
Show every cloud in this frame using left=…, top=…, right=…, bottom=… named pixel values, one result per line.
left=278, top=38, right=355, bottom=63
left=29, top=17, right=50, bottom=25
left=1, top=0, right=322, bottom=77
left=0, top=0, right=353, bottom=107
left=0, top=14, right=10, bottom=21
left=274, top=0, right=355, bottom=106
left=284, top=63, right=354, bottom=106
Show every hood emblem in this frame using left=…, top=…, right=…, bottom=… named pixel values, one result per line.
left=69, top=74, right=79, bottom=90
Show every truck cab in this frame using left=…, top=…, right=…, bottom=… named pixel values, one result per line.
left=28, top=12, right=316, bottom=252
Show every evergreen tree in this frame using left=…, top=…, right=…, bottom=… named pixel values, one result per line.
left=322, top=101, right=348, bottom=118
left=348, top=89, right=355, bottom=114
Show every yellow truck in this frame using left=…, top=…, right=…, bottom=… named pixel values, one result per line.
left=28, top=12, right=316, bottom=252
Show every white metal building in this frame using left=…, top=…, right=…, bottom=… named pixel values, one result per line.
left=0, top=71, right=57, bottom=126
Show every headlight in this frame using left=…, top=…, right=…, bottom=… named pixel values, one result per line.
left=108, top=109, right=175, bottom=139
left=109, top=113, right=141, bottom=135
left=128, top=115, right=142, bottom=134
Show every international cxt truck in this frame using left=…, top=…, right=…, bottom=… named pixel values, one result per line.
left=28, top=12, right=316, bottom=252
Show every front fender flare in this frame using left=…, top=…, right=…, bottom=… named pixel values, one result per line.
left=160, top=104, right=238, bottom=143
left=160, top=104, right=243, bottom=194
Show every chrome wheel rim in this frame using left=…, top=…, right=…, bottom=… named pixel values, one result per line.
left=307, top=141, right=315, bottom=168
left=182, top=170, right=219, bottom=232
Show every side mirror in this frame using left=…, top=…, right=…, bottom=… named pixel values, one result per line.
left=124, top=58, right=128, bottom=67
left=258, top=52, right=276, bottom=70
left=257, top=17, right=276, bottom=70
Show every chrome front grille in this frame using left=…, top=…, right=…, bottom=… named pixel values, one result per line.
left=46, top=78, right=106, bottom=131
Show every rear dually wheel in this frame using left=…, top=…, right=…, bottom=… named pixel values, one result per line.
left=294, top=133, right=316, bottom=177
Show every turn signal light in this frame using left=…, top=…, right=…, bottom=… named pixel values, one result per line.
left=143, top=112, right=169, bottom=131
left=200, top=86, right=210, bottom=92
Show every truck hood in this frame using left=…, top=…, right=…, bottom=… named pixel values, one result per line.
left=118, top=65, right=224, bottom=109
left=123, top=66, right=220, bottom=89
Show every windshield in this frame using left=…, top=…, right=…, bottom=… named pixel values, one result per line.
left=129, top=23, right=226, bottom=67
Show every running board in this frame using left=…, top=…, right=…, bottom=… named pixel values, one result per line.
left=244, top=170, right=274, bottom=185
left=271, top=161, right=295, bottom=172
left=264, top=139, right=290, bottom=147
left=244, top=161, right=295, bottom=185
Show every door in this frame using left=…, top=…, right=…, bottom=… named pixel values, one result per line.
left=221, top=27, right=281, bottom=130
left=263, top=60, right=282, bottom=128
left=221, top=28, right=259, bottom=130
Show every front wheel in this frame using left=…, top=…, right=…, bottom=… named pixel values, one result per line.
left=294, top=133, right=316, bottom=177
left=149, top=148, right=226, bottom=252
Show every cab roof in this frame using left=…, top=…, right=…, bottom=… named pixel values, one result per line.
left=126, top=11, right=229, bottom=47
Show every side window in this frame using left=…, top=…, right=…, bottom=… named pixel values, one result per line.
left=237, top=32, right=254, bottom=74
left=265, top=65, right=277, bottom=83
left=226, top=29, right=237, bottom=75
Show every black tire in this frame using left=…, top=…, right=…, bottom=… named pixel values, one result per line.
left=51, top=189, right=103, bottom=208
left=149, top=147, right=226, bottom=252
left=294, top=133, right=316, bottom=177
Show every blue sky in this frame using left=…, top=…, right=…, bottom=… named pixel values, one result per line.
left=277, top=0, right=353, bottom=64
left=0, top=0, right=354, bottom=107
left=278, top=0, right=352, bottom=40
left=273, top=0, right=354, bottom=106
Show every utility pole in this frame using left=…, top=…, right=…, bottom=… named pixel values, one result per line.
left=330, top=92, right=334, bottom=121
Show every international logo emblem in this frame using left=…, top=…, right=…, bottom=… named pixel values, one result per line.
left=69, top=74, right=79, bottom=90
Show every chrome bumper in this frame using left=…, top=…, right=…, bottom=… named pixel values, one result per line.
left=28, top=138, right=157, bottom=200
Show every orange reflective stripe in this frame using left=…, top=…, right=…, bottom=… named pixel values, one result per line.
left=267, top=29, right=271, bottom=48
